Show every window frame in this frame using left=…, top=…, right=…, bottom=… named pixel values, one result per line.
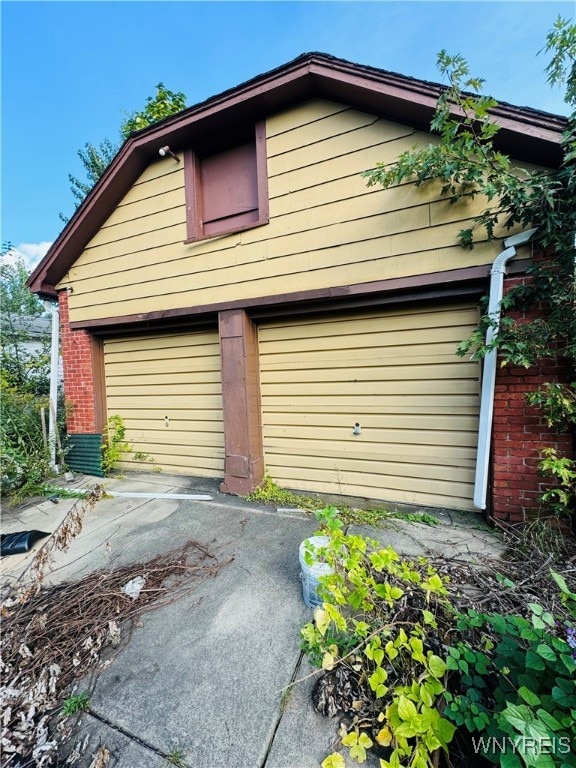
left=184, top=121, right=269, bottom=243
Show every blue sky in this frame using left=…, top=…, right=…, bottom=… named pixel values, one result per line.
left=2, top=0, right=574, bottom=269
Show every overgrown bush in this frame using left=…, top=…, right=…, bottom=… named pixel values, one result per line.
left=445, top=575, right=576, bottom=767
left=0, top=387, right=51, bottom=500
left=302, top=509, right=576, bottom=768
left=302, top=509, right=456, bottom=768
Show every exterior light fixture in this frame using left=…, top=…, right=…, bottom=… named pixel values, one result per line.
left=159, top=146, right=180, bottom=162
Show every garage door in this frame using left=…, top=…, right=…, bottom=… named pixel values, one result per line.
left=103, top=330, right=224, bottom=477
left=259, top=304, right=481, bottom=510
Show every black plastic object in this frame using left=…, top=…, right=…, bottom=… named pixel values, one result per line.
left=1, top=530, right=50, bottom=556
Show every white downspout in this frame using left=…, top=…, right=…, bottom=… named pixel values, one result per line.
left=45, top=301, right=60, bottom=473
left=473, top=228, right=538, bottom=510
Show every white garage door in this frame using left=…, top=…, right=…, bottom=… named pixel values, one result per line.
left=103, top=329, right=224, bottom=477
left=259, top=303, right=481, bottom=510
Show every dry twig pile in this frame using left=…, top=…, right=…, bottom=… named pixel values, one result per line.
left=1, top=488, right=230, bottom=766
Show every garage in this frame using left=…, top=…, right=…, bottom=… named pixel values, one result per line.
left=103, top=329, right=224, bottom=477
left=258, top=303, right=481, bottom=510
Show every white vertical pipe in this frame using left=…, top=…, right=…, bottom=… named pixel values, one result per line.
left=473, top=247, right=516, bottom=509
left=473, top=228, right=537, bottom=511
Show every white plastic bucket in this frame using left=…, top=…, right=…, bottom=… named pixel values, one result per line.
left=299, top=535, right=333, bottom=608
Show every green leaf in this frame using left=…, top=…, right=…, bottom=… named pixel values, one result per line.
left=437, top=717, right=456, bottom=744
left=419, top=683, right=434, bottom=708
left=518, top=686, right=541, bottom=706
left=535, top=709, right=563, bottom=732
left=358, top=733, right=373, bottom=748
left=550, top=569, right=576, bottom=599
left=552, top=686, right=572, bottom=707
left=397, top=696, right=417, bottom=722
left=535, top=643, right=556, bottom=662
left=322, top=754, right=346, bottom=768
left=555, top=676, right=575, bottom=694
left=428, top=654, right=447, bottom=679
left=540, top=612, right=556, bottom=628
left=342, top=732, right=358, bottom=747
left=525, top=651, right=546, bottom=670
left=501, top=704, right=533, bottom=735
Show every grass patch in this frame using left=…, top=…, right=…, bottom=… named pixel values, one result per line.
left=60, top=692, right=90, bottom=718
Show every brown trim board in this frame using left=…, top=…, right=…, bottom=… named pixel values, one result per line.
left=69, top=260, right=531, bottom=334
left=90, top=337, right=107, bottom=433
left=219, top=309, right=264, bottom=495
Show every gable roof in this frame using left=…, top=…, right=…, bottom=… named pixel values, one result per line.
left=28, top=51, right=567, bottom=300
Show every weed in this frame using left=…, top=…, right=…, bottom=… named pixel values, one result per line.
left=60, top=692, right=90, bottom=717
left=302, top=527, right=455, bottom=768
left=133, top=450, right=155, bottom=463
left=246, top=479, right=441, bottom=532
left=101, top=415, right=156, bottom=475
left=164, top=746, right=186, bottom=767
left=329, top=506, right=439, bottom=528
left=245, top=475, right=322, bottom=510
left=102, top=415, right=132, bottom=475
left=41, top=484, right=89, bottom=500
left=503, top=517, right=572, bottom=562
left=389, top=510, right=439, bottom=526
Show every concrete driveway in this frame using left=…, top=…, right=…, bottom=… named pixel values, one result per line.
left=1, top=473, right=503, bottom=768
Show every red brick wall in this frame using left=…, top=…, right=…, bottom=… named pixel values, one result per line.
left=491, top=275, right=573, bottom=524
left=58, top=290, right=99, bottom=434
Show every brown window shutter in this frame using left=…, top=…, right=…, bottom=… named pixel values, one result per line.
left=201, top=142, right=259, bottom=232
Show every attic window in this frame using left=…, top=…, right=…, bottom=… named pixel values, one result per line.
left=184, top=122, right=268, bottom=242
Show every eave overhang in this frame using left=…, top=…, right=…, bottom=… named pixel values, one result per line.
left=28, top=52, right=568, bottom=299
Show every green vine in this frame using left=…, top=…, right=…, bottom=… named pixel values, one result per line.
left=101, top=415, right=155, bottom=475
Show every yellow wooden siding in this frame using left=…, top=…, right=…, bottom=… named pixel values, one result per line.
left=103, top=330, right=224, bottom=476
left=258, top=304, right=481, bottom=510
left=60, top=99, right=515, bottom=324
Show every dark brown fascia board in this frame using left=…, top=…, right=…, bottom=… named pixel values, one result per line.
left=69, top=259, right=531, bottom=337
left=28, top=51, right=566, bottom=298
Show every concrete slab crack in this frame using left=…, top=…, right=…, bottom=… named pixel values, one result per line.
left=87, top=708, right=182, bottom=764
left=259, top=650, right=305, bottom=768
